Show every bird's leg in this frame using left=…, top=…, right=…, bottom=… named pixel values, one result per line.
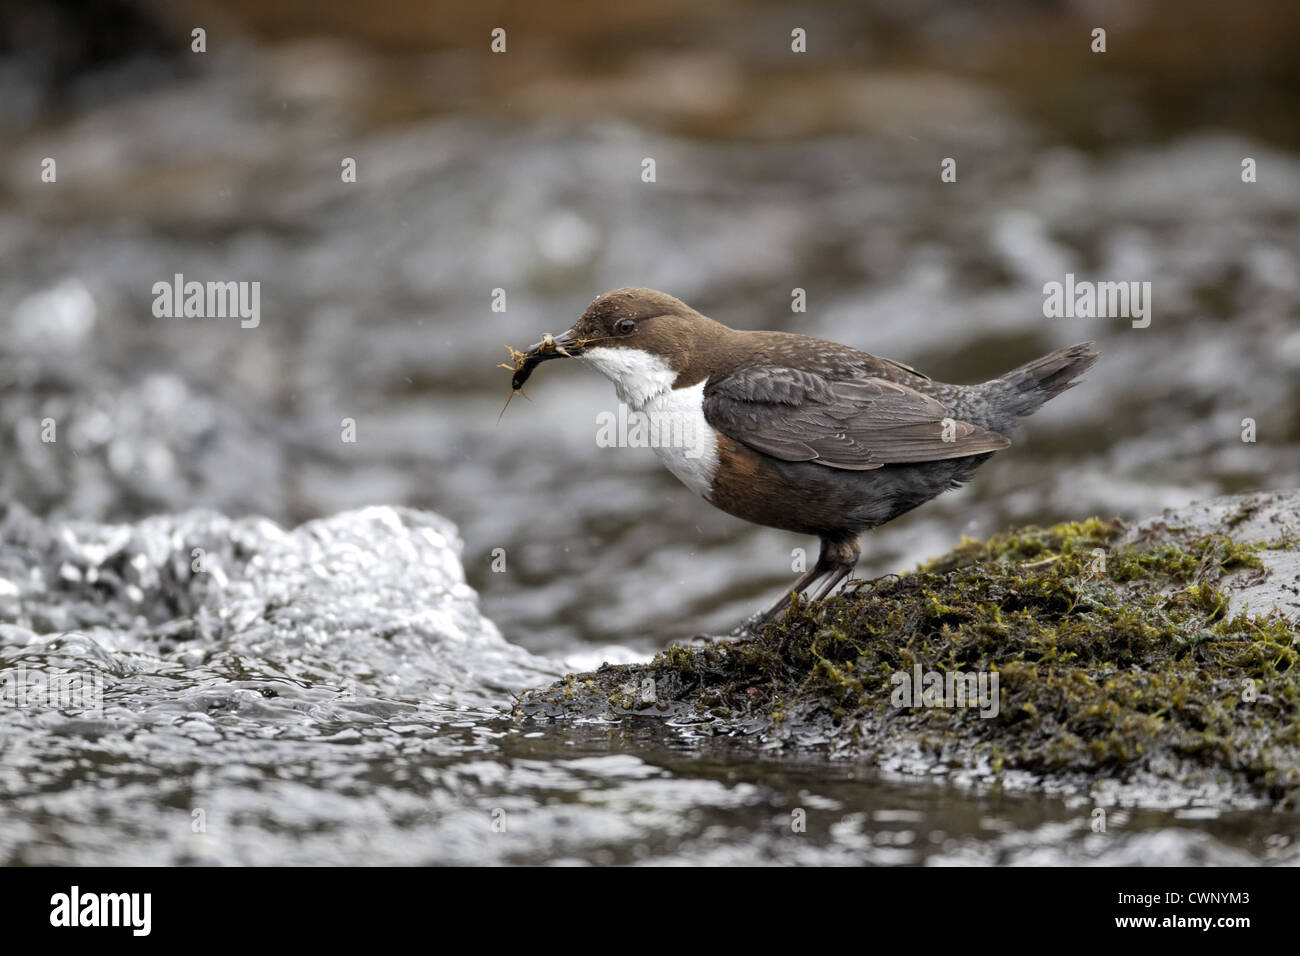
left=740, top=536, right=861, bottom=634
left=731, top=547, right=833, bottom=636
left=807, top=536, right=861, bottom=603
left=755, top=557, right=831, bottom=623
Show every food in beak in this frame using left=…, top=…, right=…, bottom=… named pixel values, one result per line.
left=496, top=331, right=585, bottom=420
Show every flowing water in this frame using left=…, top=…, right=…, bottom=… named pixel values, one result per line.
left=1, top=30, right=1298, bottom=864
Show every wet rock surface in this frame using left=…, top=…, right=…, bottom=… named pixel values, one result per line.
left=519, top=491, right=1300, bottom=809
left=1114, top=491, right=1300, bottom=621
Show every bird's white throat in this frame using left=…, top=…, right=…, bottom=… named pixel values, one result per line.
left=581, top=346, right=720, bottom=499
left=580, top=346, right=676, bottom=407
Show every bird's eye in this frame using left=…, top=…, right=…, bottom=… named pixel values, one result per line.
left=615, top=318, right=637, bottom=335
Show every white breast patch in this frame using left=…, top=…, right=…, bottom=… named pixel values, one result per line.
left=581, top=347, right=720, bottom=500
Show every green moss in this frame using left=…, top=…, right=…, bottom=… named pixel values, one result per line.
left=519, top=518, right=1299, bottom=806
left=921, top=516, right=1121, bottom=571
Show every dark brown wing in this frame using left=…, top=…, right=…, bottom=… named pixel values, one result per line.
left=702, top=365, right=1010, bottom=471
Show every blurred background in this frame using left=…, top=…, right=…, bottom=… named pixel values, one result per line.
left=3, top=0, right=1299, bottom=660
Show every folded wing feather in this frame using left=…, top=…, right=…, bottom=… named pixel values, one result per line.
left=702, top=365, right=1010, bottom=471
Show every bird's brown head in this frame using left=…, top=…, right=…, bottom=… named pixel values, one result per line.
left=514, top=287, right=732, bottom=390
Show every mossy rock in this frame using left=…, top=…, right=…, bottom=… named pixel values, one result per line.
left=516, top=491, right=1300, bottom=807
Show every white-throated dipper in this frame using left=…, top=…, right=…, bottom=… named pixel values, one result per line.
left=512, top=288, right=1098, bottom=626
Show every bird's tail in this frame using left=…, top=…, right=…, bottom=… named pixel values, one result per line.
left=978, top=343, right=1099, bottom=434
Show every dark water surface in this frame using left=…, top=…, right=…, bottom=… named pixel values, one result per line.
left=1, top=34, right=1298, bottom=864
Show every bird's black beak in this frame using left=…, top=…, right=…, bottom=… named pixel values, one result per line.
left=521, top=329, right=585, bottom=362
left=508, top=328, right=585, bottom=392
